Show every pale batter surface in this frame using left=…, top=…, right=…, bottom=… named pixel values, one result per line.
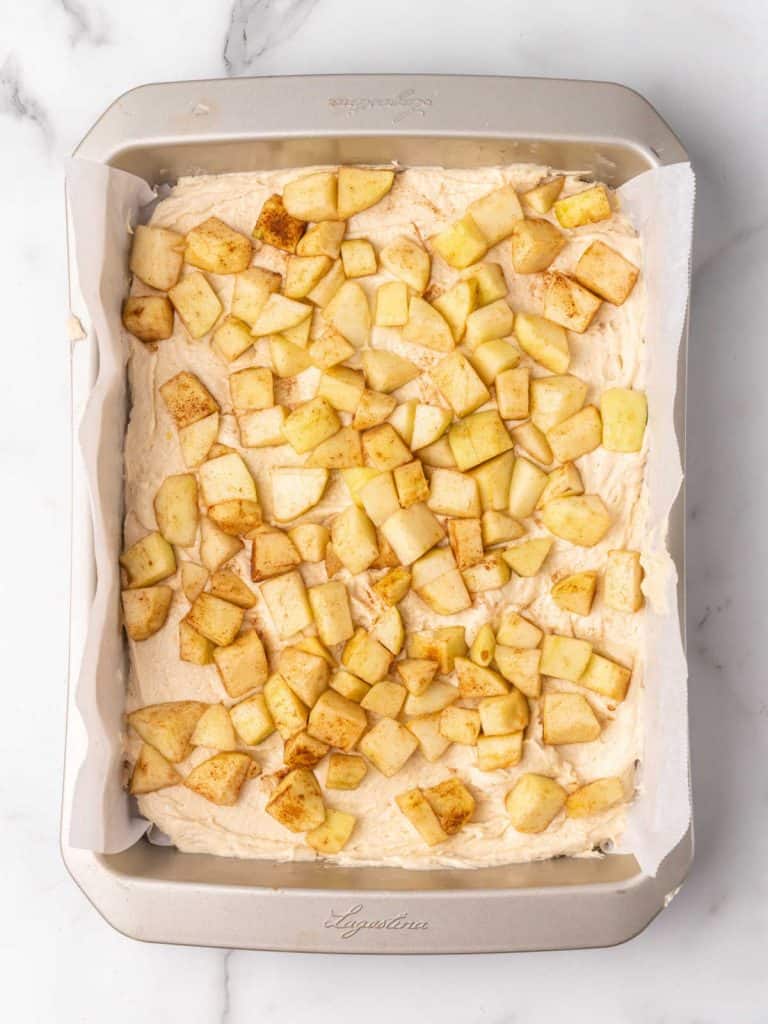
left=124, top=164, right=648, bottom=867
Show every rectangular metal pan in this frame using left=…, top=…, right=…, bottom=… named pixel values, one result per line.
left=62, top=74, right=691, bottom=953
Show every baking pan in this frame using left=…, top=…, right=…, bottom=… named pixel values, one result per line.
left=62, top=74, right=691, bottom=953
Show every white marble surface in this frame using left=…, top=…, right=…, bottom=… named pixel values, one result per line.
left=1, top=0, right=766, bottom=1020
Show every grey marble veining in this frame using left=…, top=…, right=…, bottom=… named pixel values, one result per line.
left=1, top=0, right=767, bottom=1021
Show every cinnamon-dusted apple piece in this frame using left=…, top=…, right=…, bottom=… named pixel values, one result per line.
left=129, top=225, right=184, bottom=290
left=122, top=296, right=174, bottom=342
left=184, top=217, right=252, bottom=274
left=127, top=701, right=208, bottom=763
left=129, top=744, right=181, bottom=794
left=122, top=587, right=173, bottom=641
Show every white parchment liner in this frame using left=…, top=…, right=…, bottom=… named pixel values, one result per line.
left=65, top=157, right=694, bottom=874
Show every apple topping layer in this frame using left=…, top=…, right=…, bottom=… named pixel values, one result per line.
left=121, top=163, right=649, bottom=868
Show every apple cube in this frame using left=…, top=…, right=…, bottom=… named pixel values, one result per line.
left=168, top=272, right=222, bottom=338
left=127, top=700, right=207, bottom=763
left=374, top=280, right=409, bottom=327
left=337, top=165, right=394, bottom=216
left=493, top=646, right=542, bottom=698
left=542, top=692, right=601, bottom=744
left=541, top=495, right=612, bottom=547
left=270, top=467, right=328, bottom=523
left=423, top=777, right=475, bottom=834
left=266, top=768, right=326, bottom=832
left=574, top=240, right=639, bottom=305
left=552, top=571, right=598, bottom=616
left=362, top=350, right=420, bottom=393
left=566, top=777, right=625, bottom=818
left=230, top=693, right=275, bottom=746
left=129, top=224, right=184, bottom=290
left=199, top=453, right=258, bottom=506
left=260, top=570, right=313, bottom=638
left=251, top=530, right=300, bottom=580
left=481, top=510, right=524, bottom=546
left=396, top=788, right=448, bottom=846
left=361, top=680, right=407, bottom=718
left=537, top=463, right=584, bottom=508
left=306, top=808, right=356, bottom=854
left=580, top=653, right=633, bottom=702
left=605, top=549, right=644, bottom=612
left=160, top=371, right=219, bottom=428
left=326, top=753, right=368, bottom=790
left=439, top=705, right=481, bottom=745
left=307, top=689, right=367, bottom=751
left=330, top=506, right=379, bottom=573
left=360, top=717, right=419, bottom=777
left=252, top=193, right=306, bottom=253
left=505, top=773, right=567, bottom=832
left=496, top=610, right=542, bottom=648
left=122, top=295, right=174, bottom=343
left=554, top=185, right=612, bottom=228
left=601, top=388, right=647, bottom=452
left=340, top=238, right=377, bottom=278
left=508, top=457, right=548, bottom=519
left=406, top=713, right=451, bottom=762
left=476, top=733, right=523, bottom=771
left=122, top=586, right=173, bottom=641
left=403, top=296, right=454, bottom=353
left=547, top=405, right=602, bottom=462
left=455, top=658, right=508, bottom=698
left=461, top=261, right=507, bottom=305
left=464, top=299, right=515, bottom=350
left=448, top=517, right=483, bottom=569
left=283, top=171, right=337, bottom=221
left=341, top=628, right=393, bottom=685
left=468, top=184, right=523, bottom=245
left=510, top=219, right=565, bottom=273
left=297, top=220, right=346, bottom=258
left=521, top=176, right=564, bottom=214
left=308, top=328, right=355, bottom=370
left=432, top=216, right=488, bottom=269
left=288, top=523, right=329, bottom=563
left=544, top=273, right=602, bottom=334
left=462, top=552, right=510, bottom=593
left=540, top=634, right=592, bottom=682
left=407, top=626, right=466, bottom=674
left=185, top=752, right=255, bottom=806
left=433, top=280, right=478, bottom=341
left=130, top=743, right=181, bottom=795
left=330, top=670, right=370, bottom=703
left=514, top=313, right=570, bottom=374
left=208, top=570, right=256, bottom=609
left=449, top=411, right=513, bottom=471
left=120, top=531, right=176, bottom=588
left=308, top=581, right=354, bottom=646
left=372, top=565, right=412, bottom=606
left=264, top=674, right=308, bottom=739
left=380, top=236, right=431, bottom=294
left=512, top=421, right=553, bottom=466
left=323, top=280, right=370, bottom=348
left=470, top=450, right=515, bottom=511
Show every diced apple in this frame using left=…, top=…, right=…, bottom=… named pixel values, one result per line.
left=282, top=398, right=340, bottom=454
left=263, top=674, right=308, bottom=739
left=574, top=240, right=639, bottom=305
left=530, top=374, right=587, bottom=433
left=470, top=338, right=521, bottom=387
left=231, top=266, right=281, bottom=327
left=380, top=236, right=431, bottom=294
left=554, top=185, right=612, bottom=228
left=360, top=717, right=419, bottom=777
left=278, top=646, right=330, bottom=708
left=514, top=313, right=570, bottom=373
left=362, top=423, right=412, bottom=470
left=449, top=411, right=513, bottom=472
left=372, top=605, right=405, bottom=656
left=417, top=566, right=472, bottom=616
left=199, top=452, right=258, bottom=506
left=541, top=494, right=612, bottom=547
left=478, top=690, right=529, bottom=735
left=505, top=773, right=567, bottom=832
left=260, top=570, right=313, bottom=638
left=396, top=788, right=448, bottom=846
left=341, top=628, right=393, bottom=685
left=403, top=296, right=454, bottom=353
left=604, top=549, right=644, bottom=612
left=393, top=460, right=429, bottom=507
left=323, top=281, right=371, bottom=347
left=307, top=689, right=367, bottom=751
left=297, top=220, right=346, bottom=258
left=428, top=468, right=481, bottom=518
left=461, top=261, right=507, bottom=305
left=566, top=777, right=625, bottom=818
left=468, top=451, right=514, bottom=512
left=228, top=367, right=273, bottom=413
left=127, top=700, right=207, bottom=763
left=407, top=626, right=466, bottom=674
left=521, top=176, right=564, bottom=214
left=542, top=692, right=601, bottom=744
left=469, top=623, right=496, bottom=668
left=580, top=653, right=632, bottom=702
left=307, top=808, right=356, bottom=854
left=252, top=294, right=312, bottom=336
left=120, top=531, right=176, bottom=588
left=122, top=586, right=172, bottom=641
left=357, top=471, right=398, bottom=526
left=362, top=350, right=420, bottom=393
left=307, top=258, right=346, bottom=307
left=326, top=753, right=368, bottom=790
left=540, top=634, right=592, bottom=682
left=122, top=295, right=174, bottom=343
left=423, top=777, right=475, bottom=834
left=552, top=571, right=598, bottom=616
left=337, top=166, right=394, bottom=218
left=307, top=581, right=354, bottom=646
left=388, top=399, right=417, bottom=447
left=238, top=407, right=286, bottom=448
left=212, top=630, right=268, bottom=698
left=330, top=505, right=379, bottom=573
left=152, top=474, right=198, bottom=548
left=537, top=462, right=584, bottom=508
left=317, top=366, right=365, bottom=413
left=439, top=705, right=481, bottom=745
left=130, top=224, right=184, bottom=290
left=179, top=619, right=214, bottom=665
left=381, top=503, right=444, bottom=565
left=253, top=194, right=305, bottom=252
left=601, top=388, right=647, bottom=452
left=208, top=499, right=262, bottom=538
left=361, top=680, right=407, bottom=718
left=508, top=457, right=548, bottom=519
left=160, top=371, right=220, bottom=429
left=186, top=592, right=243, bottom=647
left=464, top=300, right=515, bottom=350
left=283, top=171, right=337, bottom=221
left=433, top=280, right=478, bottom=342
left=493, top=646, right=542, bottom=697
left=184, top=216, right=252, bottom=275
left=468, top=184, right=523, bottom=245
left=510, top=219, right=565, bottom=273
left=544, top=273, right=602, bottom=334
left=308, top=328, right=355, bottom=370
left=209, top=570, right=256, bottom=608
left=432, top=216, right=488, bottom=269
left=455, top=657, right=508, bottom=697
left=185, top=752, right=255, bottom=805
left=168, top=272, right=222, bottom=338
left=266, top=767, right=326, bottom=832
left=512, top=421, right=553, bottom=466
left=284, top=254, right=332, bottom=299
left=476, top=733, right=523, bottom=771
left=462, top=552, right=511, bottom=593
left=547, top=405, right=602, bottom=462
left=406, top=713, right=451, bottom=762
left=268, top=337, right=311, bottom=377
left=330, top=670, right=370, bottom=703
left=495, top=366, right=529, bottom=421
left=283, top=730, right=329, bottom=770
left=130, top=743, right=181, bottom=794
left=372, top=566, right=412, bottom=606
left=307, top=427, right=362, bottom=469
left=496, top=610, right=542, bottom=648
left=448, top=517, right=483, bottom=569
left=419, top=437, right=457, bottom=469
left=340, top=238, right=377, bottom=278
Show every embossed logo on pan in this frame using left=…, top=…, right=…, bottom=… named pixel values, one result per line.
left=324, top=903, right=430, bottom=940
left=328, top=89, right=432, bottom=124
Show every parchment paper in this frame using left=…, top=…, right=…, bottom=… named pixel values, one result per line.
left=65, top=157, right=694, bottom=874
